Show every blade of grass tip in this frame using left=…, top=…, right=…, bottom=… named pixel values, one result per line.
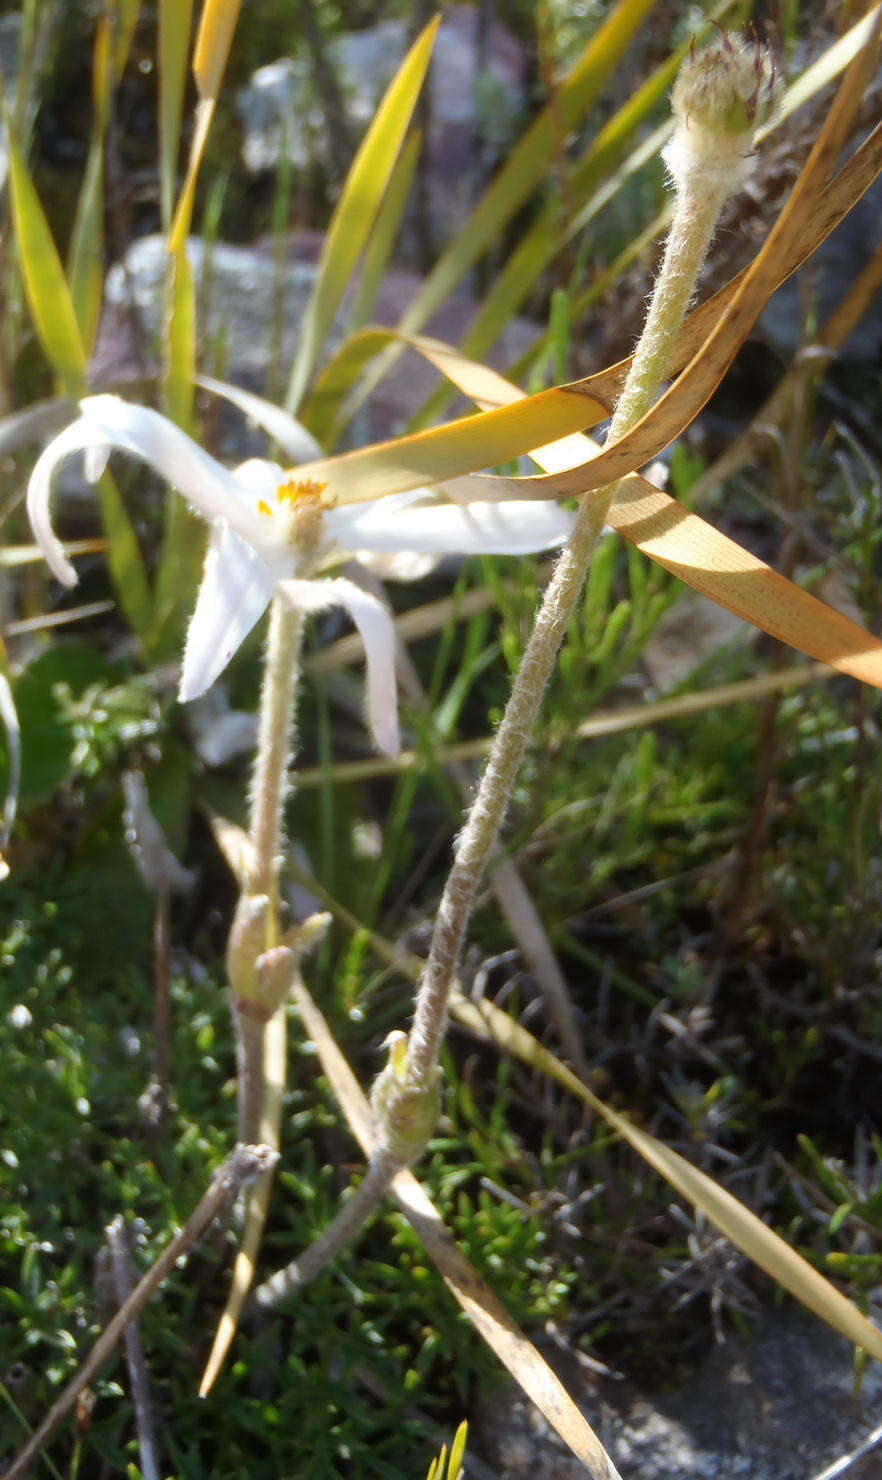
left=0, top=672, right=21, bottom=880
left=459, top=993, right=882, bottom=1368
left=168, top=0, right=241, bottom=255
left=289, top=976, right=622, bottom=1480
left=158, top=0, right=194, bottom=230
left=5, top=114, right=87, bottom=395
left=447, top=1421, right=468, bottom=1480
left=341, top=0, right=658, bottom=429
left=283, top=16, right=440, bottom=419
left=113, top=0, right=143, bottom=81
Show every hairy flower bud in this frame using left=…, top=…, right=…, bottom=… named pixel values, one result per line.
left=226, top=893, right=272, bottom=1009
left=370, top=1031, right=441, bottom=1165
left=673, top=32, right=780, bottom=135
left=665, top=33, right=781, bottom=194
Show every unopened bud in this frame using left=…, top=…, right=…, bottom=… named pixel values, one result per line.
left=226, top=893, right=271, bottom=1003
left=370, top=1031, right=441, bottom=1165
left=665, top=33, right=781, bottom=195
left=672, top=33, right=780, bottom=136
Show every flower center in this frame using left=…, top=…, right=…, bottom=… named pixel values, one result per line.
left=257, top=477, right=334, bottom=564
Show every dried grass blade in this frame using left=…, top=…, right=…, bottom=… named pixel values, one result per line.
left=457, top=994, right=882, bottom=1367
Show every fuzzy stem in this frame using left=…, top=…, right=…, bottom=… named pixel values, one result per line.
left=254, top=132, right=744, bottom=1296
left=254, top=1149, right=399, bottom=1308
left=249, top=597, right=304, bottom=901
left=406, top=160, right=734, bottom=1089
left=234, top=597, right=304, bottom=1145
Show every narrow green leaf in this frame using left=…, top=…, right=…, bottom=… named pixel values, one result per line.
left=5, top=119, right=87, bottom=393
left=96, top=472, right=154, bottom=641
left=113, top=0, right=143, bottom=79
left=67, top=140, right=105, bottom=357
left=351, top=129, right=421, bottom=332
left=158, top=0, right=194, bottom=228
left=284, top=17, right=440, bottom=416
left=336, top=0, right=657, bottom=426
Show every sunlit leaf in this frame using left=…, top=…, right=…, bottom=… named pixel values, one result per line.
left=284, top=17, right=440, bottom=416
left=5, top=119, right=87, bottom=393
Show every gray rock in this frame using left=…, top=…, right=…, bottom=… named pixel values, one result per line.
left=477, top=1310, right=882, bottom=1479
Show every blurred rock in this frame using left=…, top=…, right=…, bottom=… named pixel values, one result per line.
left=643, top=591, right=752, bottom=692
left=92, top=230, right=539, bottom=442
left=477, top=1310, right=882, bottom=1479
left=237, top=5, right=525, bottom=239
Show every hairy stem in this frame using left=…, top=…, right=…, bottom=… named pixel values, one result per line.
left=235, top=598, right=304, bottom=1145
left=254, top=1149, right=399, bottom=1309
left=406, top=166, right=733, bottom=1088
left=255, top=137, right=741, bottom=1297
left=249, top=598, right=304, bottom=901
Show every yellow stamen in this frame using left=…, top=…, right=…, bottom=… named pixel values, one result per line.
left=257, top=499, right=272, bottom=517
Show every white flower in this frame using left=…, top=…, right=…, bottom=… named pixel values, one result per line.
left=28, top=395, right=574, bottom=755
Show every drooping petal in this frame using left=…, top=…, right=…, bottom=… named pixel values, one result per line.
left=326, top=498, right=574, bottom=557
left=197, top=374, right=322, bottom=463
left=27, top=396, right=270, bottom=586
left=179, top=523, right=275, bottom=702
left=280, top=576, right=400, bottom=756
left=0, top=673, right=21, bottom=881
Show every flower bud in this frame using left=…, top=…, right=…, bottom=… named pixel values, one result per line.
left=226, top=892, right=272, bottom=1006
left=370, top=1031, right=441, bottom=1165
left=665, top=33, right=781, bottom=196
left=672, top=33, right=781, bottom=137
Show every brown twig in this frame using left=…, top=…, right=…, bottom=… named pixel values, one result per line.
left=104, top=1218, right=161, bottom=1480
left=2, top=1146, right=277, bottom=1480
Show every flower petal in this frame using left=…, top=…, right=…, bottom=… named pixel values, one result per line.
left=326, top=498, right=574, bottom=556
left=197, top=374, right=323, bottom=463
left=27, top=396, right=273, bottom=586
left=280, top=576, right=400, bottom=756
left=179, top=524, right=275, bottom=702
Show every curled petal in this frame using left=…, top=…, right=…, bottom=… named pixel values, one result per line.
left=327, top=498, right=574, bottom=557
left=0, top=673, right=21, bottom=881
left=180, top=524, right=275, bottom=702
left=27, top=396, right=268, bottom=586
left=197, top=374, right=323, bottom=463
left=280, top=576, right=400, bottom=756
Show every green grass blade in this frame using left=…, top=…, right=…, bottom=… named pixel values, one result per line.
left=96, top=472, right=154, bottom=641
left=351, top=128, right=421, bottom=333
left=67, top=140, right=105, bottom=357
left=5, top=119, right=87, bottom=394
left=112, top=0, right=143, bottom=79
left=334, top=0, right=656, bottom=429
left=158, top=0, right=194, bottom=229
left=283, top=17, right=440, bottom=417
left=400, top=0, right=656, bottom=331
